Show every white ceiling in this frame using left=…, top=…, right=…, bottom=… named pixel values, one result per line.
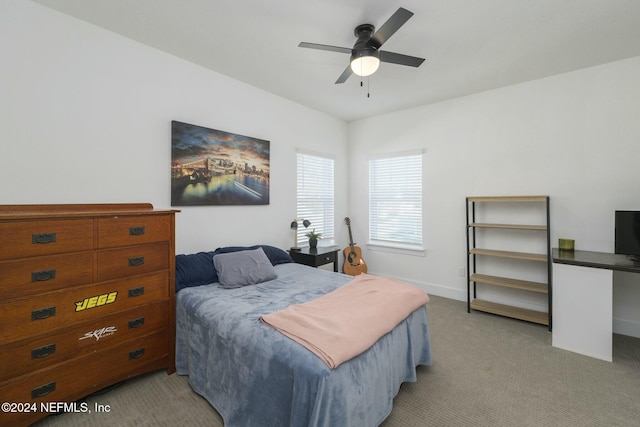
left=32, top=0, right=640, bottom=122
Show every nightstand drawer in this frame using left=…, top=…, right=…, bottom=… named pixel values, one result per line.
left=318, top=251, right=337, bottom=264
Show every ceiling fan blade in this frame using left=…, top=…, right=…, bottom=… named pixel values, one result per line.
left=368, top=7, right=414, bottom=49
left=298, top=42, right=352, bottom=55
left=335, top=65, right=353, bottom=84
left=379, top=50, right=425, bottom=67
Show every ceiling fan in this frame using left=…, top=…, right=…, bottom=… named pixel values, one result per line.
left=299, top=7, right=425, bottom=84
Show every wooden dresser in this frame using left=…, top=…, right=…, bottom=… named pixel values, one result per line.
left=0, top=203, right=178, bottom=426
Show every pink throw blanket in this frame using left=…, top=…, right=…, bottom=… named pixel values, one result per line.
left=260, top=274, right=430, bottom=369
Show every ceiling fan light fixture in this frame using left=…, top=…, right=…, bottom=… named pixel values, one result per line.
left=350, top=48, right=380, bottom=77
left=298, top=8, right=423, bottom=84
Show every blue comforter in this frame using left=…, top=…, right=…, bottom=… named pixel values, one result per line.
left=175, top=263, right=432, bottom=427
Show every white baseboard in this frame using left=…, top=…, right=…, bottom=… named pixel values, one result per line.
left=367, top=272, right=466, bottom=302
left=613, top=317, right=640, bottom=338
left=420, top=282, right=466, bottom=302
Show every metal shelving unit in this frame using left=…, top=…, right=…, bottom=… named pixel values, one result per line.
left=466, top=195, right=552, bottom=330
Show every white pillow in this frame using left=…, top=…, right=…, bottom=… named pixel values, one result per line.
left=213, top=247, right=277, bottom=289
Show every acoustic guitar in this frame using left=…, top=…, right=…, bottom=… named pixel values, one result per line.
left=343, top=217, right=367, bottom=276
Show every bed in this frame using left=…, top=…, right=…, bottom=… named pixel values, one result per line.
left=174, top=245, right=432, bottom=427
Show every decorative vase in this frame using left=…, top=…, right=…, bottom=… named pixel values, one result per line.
left=309, top=238, right=318, bottom=249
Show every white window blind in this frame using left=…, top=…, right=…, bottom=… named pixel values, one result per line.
left=296, top=151, right=335, bottom=246
left=369, top=152, right=423, bottom=248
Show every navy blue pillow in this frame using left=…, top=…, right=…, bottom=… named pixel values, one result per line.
left=175, top=245, right=292, bottom=293
left=175, top=251, right=218, bottom=293
left=215, top=245, right=293, bottom=266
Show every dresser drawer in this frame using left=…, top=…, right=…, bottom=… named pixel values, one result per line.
left=97, top=215, right=170, bottom=248
left=0, top=252, right=94, bottom=301
left=0, top=272, right=169, bottom=344
left=0, top=219, right=94, bottom=260
left=0, top=329, right=168, bottom=426
left=97, top=242, right=169, bottom=282
left=0, top=302, right=168, bottom=383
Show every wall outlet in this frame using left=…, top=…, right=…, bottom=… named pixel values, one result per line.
left=458, top=268, right=466, bottom=278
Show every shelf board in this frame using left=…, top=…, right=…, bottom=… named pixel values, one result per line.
left=469, top=222, right=547, bottom=231
left=470, top=299, right=549, bottom=325
left=470, top=273, right=548, bottom=293
left=469, top=248, right=548, bottom=262
left=467, top=196, right=548, bottom=203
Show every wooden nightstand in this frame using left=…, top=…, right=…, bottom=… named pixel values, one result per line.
left=289, top=247, right=339, bottom=272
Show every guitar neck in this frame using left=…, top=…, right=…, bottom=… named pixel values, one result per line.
left=347, top=225, right=355, bottom=248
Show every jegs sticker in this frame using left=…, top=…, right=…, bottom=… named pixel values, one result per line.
left=79, top=326, right=118, bottom=341
left=75, top=291, right=118, bottom=312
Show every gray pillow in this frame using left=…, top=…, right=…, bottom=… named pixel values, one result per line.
left=213, top=247, right=277, bottom=289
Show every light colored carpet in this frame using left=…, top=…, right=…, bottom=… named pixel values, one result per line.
left=33, top=295, right=640, bottom=427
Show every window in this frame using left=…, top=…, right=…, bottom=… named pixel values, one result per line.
left=296, top=151, right=335, bottom=246
left=369, top=151, right=423, bottom=251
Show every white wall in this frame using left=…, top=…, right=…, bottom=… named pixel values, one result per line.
left=3, top=2, right=639, bottom=336
left=0, top=1, right=348, bottom=255
left=348, top=56, right=640, bottom=337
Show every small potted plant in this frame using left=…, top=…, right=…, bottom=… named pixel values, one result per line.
left=305, top=229, right=322, bottom=249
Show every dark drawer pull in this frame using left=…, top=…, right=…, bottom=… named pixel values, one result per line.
left=129, top=226, right=146, bottom=236
left=32, top=269, right=57, bottom=282
left=32, top=306, right=56, bottom=320
left=128, top=286, right=145, bottom=297
left=128, top=317, right=145, bottom=328
left=129, top=347, right=145, bottom=360
left=32, top=233, right=57, bottom=244
left=128, top=256, right=145, bottom=266
left=32, top=343, right=56, bottom=359
left=32, top=381, right=56, bottom=398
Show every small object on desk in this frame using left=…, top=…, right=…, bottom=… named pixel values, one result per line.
left=558, top=238, right=575, bottom=252
left=288, top=246, right=339, bottom=272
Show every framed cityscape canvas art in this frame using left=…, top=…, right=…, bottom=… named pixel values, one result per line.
left=171, top=121, right=270, bottom=206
